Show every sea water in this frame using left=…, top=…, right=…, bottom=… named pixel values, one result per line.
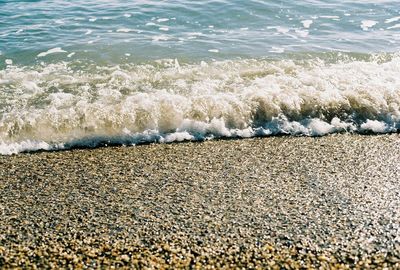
left=1, top=0, right=400, bottom=154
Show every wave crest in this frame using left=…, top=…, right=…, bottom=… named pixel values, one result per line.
left=1, top=54, right=400, bottom=154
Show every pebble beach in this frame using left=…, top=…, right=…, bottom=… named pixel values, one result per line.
left=1, top=134, right=400, bottom=269
left=2, top=0, right=400, bottom=268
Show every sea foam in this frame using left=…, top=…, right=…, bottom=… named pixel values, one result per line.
left=1, top=54, right=400, bottom=154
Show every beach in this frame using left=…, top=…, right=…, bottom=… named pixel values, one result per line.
left=1, top=134, right=399, bottom=268
left=1, top=0, right=400, bottom=268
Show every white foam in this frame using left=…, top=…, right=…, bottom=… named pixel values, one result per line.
left=159, top=27, right=169, bottom=31
left=67, top=52, right=76, bottom=58
left=152, top=35, right=170, bottom=41
left=385, top=16, right=400, bottom=24
left=85, top=30, right=93, bottom=35
left=5, top=59, right=13, bottom=65
left=295, top=29, right=309, bottom=38
left=269, top=47, right=285, bottom=53
left=0, top=140, right=54, bottom=155
left=360, top=120, right=388, bottom=133
left=123, top=13, right=132, bottom=18
left=387, top=24, right=400, bottom=29
left=37, top=47, right=67, bottom=57
left=267, top=26, right=290, bottom=34
left=307, top=119, right=335, bottom=136
left=361, top=20, right=378, bottom=31
left=320, top=15, right=340, bottom=19
left=208, top=49, right=219, bottom=53
left=1, top=55, right=400, bottom=154
left=117, top=28, right=133, bottom=33
left=187, top=32, right=203, bottom=37
left=301, top=20, right=313, bottom=28
left=161, top=131, right=194, bottom=143
left=157, top=18, right=169, bottom=23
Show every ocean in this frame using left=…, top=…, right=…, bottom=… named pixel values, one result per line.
left=1, top=0, right=400, bottom=154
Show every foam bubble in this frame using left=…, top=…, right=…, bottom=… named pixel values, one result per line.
left=360, top=120, right=388, bottom=133
left=295, top=29, right=309, bottom=38
left=0, top=140, right=54, bottom=155
left=161, top=131, right=194, bottom=143
left=157, top=18, right=169, bottom=23
left=187, top=32, right=203, bottom=37
left=387, top=24, right=400, bottom=29
left=269, top=47, right=285, bottom=53
left=307, top=119, right=335, bottom=136
left=301, top=20, right=313, bottom=28
left=117, top=28, right=132, bottom=33
left=361, top=20, right=378, bottom=31
left=385, top=16, right=400, bottom=24
left=319, top=16, right=340, bottom=19
left=37, top=47, right=67, bottom=57
left=268, top=26, right=290, bottom=34
left=152, top=35, right=170, bottom=41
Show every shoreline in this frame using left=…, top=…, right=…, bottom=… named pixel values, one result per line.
left=1, top=134, right=400, bottom=268
left=5, top=131, right=399, bottom=156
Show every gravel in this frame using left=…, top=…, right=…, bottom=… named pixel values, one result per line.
left=0, top=134, right=400, bottom=268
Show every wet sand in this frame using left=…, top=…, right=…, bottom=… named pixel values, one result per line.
left=0, top=134, right=400, bottom=269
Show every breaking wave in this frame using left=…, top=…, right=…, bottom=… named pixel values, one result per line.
left=1, top=53, right=400, bottom=154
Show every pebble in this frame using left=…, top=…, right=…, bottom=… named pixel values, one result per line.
left=0, top=134, right=399, bottom=268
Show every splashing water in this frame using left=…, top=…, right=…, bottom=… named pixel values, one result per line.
left=1, top=1, right=400, bottom=154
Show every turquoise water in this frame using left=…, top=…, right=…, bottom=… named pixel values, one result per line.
left=1, top=1, right=400, bottom=154
left=1, top=0, right=400, bottom=64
